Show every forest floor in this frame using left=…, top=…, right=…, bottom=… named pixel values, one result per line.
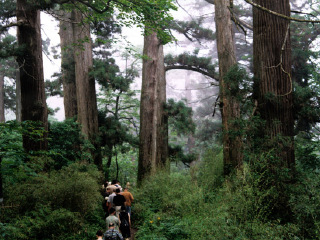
left=130, top=227, right=137, bottom=239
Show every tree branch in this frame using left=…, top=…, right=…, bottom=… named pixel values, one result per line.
left=0, top=20, right=27, bottom=31
left=228, top=7, right=253, bottom=32
left=204, top=0, right=215, bottom=4
left=118, top=105, right=138, bottom=111
left=165, top=65, right=219, bottom=80
left=244, top=0, right=320, bottom=23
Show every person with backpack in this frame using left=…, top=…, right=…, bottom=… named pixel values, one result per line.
left=103, top=222, right=123, bottom=240
left=119, top=205, right=131, bottom=240
left=106, top=208, right=120, bottom=231
left=121, top=187, right=134, bottom=215
left=96, top=229, right=104, bottom=240
left=113, top=188, right=126, bottom=217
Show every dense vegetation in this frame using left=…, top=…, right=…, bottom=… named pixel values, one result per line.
left=1, top=0, right=320, bottom=239
left=133, top=143, right=320, bottom=239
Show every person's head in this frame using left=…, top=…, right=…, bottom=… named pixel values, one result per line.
left=123, top=187, right=129, bottom=192
left=108, top=222, right=115, bottom=229
left=109, top=207, right=116, bottom=215
left=96, top=230, right=103, bottom=238
left=111, top=179, right=117, bottom=185
left=116, top=188, right=121, bottom=194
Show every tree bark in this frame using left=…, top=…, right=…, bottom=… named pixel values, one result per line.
left=72, top=10, right=101, bottom=168
left=215, top=0, right=242, bottom=174
left=0, top=65, right=4, bottom=122
left=0, top=156, right=2, bottom=204
left=16, top=0, right=48, bottom=152
left=253, top=0, right=294, bottom=168
left=138, top=32, right=168, bottom=184
left=59, top=11, right=77, bottom=119
left=15, top=70, right=22, bottom=122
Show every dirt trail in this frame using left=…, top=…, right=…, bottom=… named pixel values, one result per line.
left=130, top=227, right=137, bottom=239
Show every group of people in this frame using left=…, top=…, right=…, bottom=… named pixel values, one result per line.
left=96, top=180, right=134, bottom=240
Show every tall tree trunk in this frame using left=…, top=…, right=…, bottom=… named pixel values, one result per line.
left=0, top=67, right=3, bottom=204
left=16, top=0, right=48, bottom=152
left=138, top=32, right=168, bottom=185
left=253, top=0, right=294, bottom=168
left=185, top=72, right=195, bottom=154
left=59, top=11, right=77, bottom=119
left=0, top=65, right=4, bottom=122
left=72, top=10, right=101, bottom=169
left=252, top=0, right=294, bottom=221
left=15, top=70, right=22, bottom=122
left=0, top=156, right=2, bottom=204
left=215, top=0, right=242, bottom=174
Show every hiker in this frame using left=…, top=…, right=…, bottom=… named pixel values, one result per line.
left=119, top=205, right=131, bottom=240
left=121, top=188, right=134, bottom=215
left=102, top=181, right=109, bottom=196
left=107, top=180, right=119, bottom=197
left=96, top=229, right=104, bottom=240
left=107, top=188, right=117, bottom=211
left=113, top=188, right=126, bottom=217
left=115, top=180, right=123, bottom=192
left=106, top=207, right=120, bottom=231
left=103, top=222, right=123, bottom=240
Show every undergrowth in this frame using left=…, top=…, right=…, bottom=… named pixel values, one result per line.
left=0, top=162, right=106, bottom=240
left=133, top=147, right=320, bottom=239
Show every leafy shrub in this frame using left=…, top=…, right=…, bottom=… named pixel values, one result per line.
left=196, top=147, right=224, bottom=194
left=7, top=162, right=102, bottom=216
left=48, top=119, right=83, bottom=169
left=2, top=162, right=105, bottom=239
left=289, top=169, right=320, bottom=239
left=133, top=171, right=202, bottom=239
left=107, top=149, right=138, bottom=185
left=133, top=152, right=305, bottom=240
left=135, top=216, right=189, bottom=240
left=11, top=206, right=82, bottom=240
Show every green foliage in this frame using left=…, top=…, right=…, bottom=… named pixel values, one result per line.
left=0, top=34, right=19, bottom=58
left=133, top=171, right=203, bottom=239
left=290, top=17, right=320, bottom=134
left=194, top=118, right=222, bottom=150
left=9, top=207, right=83, bottom=240
left=293, top=81, right=320, bottom=133
left=165, top=98, right=197, bottom=167
left=134, top=144, right=320, bottom=240
left=0, top=121, right=27, bottom=199
left=290, top=170, right=320, bottom=239
left=165, top=51, right=216, bottom=78
left=168, top=144, right=196, bottom=167
left=2, top=162, right=105, bottom=240
left=135, top=216, right=189, bottom=240
left=295, top=133, right=320, bottom=172
left=170, top=19, right=215, bottom=42
left=45, top=78, right=63, bottom=97
left=196, top=147, right=224, bottom=193
left=61, top=0, right=176, bottom=44
left=48, top=118, right=83, bottom=169
left=0, top=0, right=15, bottom=22
left=107, top=148, right=138, bottom=185
left=223, top=64, right=251, bottom=101
left=166, top=98, right=195, bottom=135
left=0, top=121, right=24, bottom=158
left=6, top=162, right=102, bottom=214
